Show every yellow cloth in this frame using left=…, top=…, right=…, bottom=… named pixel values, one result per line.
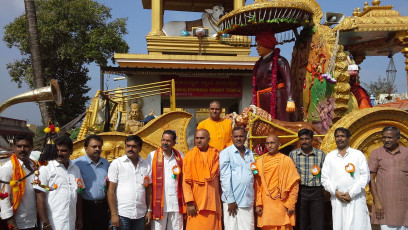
left=197, top=118, right=232, bottom=151
left=255, top=153, right=300, bottom=228
left=183, top=146, right=222, bottom=229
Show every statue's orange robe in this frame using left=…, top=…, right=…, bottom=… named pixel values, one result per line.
left=197, top=118, right=232, bottom=151
left=255, top=153, right=300, bottom=230
left=182, top=146, right=222, bottom=230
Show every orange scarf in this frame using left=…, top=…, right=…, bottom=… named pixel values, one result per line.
left=10, top=154, right=26, bottom=213
left=152, top=148, right=185, bottom=220
left=183, top=146, right=219, bottom=185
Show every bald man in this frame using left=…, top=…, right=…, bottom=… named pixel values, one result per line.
left=255, top=134, right=300, bottom=230
left=197, top=101, right=232, bottom=151
left=183, top=129, right=222, bottom=230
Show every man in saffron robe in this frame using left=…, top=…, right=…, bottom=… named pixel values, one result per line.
left=183, top=129, right=222, bottom=230
left=251, top=31, right=295, bottom=121
left=197, top=101, right=232, bottom=151
left=255, top=134, right=300, bottom=230
left=147, top=130, right=185, bottom=230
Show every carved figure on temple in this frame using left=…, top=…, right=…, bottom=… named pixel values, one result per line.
left=162, top=4, right=225, bottom=37
left=346, top=53, right=372, bottom=109
left=124, top=102, right=144, bottom=134
left=251, top=31, right=295, bottom=121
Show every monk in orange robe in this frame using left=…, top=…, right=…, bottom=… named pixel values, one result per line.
left=197, top=101, right=232, bottom=151
left=255, top=134, right=300, bottom=230
left=183, top=129, right=222, bottom=230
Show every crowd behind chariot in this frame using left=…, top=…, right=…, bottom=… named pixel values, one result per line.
left=0, top=100, right=407, bottom=230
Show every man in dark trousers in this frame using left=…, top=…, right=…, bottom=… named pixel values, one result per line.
left=289, top=129, right=325, bottom=230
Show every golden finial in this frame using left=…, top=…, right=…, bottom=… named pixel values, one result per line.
left=372, top=0, right=380, bottom=6
left=363, top=2, right=369, bottom=11
left=352, top=8, right=358, bottom=16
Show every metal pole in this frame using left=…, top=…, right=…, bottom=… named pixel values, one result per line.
left=171, top=79, right=176, bottom=111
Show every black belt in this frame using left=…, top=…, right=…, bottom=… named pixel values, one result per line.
left=83, top=199, right=107, bottom=206
left=300, top=185, right=323, bottom=188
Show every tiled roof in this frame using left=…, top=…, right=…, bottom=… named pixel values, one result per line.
left=375, top=99, right=408, bottom=111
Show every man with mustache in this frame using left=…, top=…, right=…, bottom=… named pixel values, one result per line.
left=146, top=130, right=185, bottom=230
left=321, top=127, right=371, bottom=230
left=183, top=129, right=222, bottom=230
left=219, top=127, right=255, bottom=230
left=35, top=135, right=84, bottom=230
left=369, top=126, right=408, bottom=230
left=0, top=134, right=37, bottom=229
left=289, top=129, right=325, bottom=230
left=107, top=135, right=152, bottom=230
left=255, top=134, right=300, bottom=230
left=73, top=135, right=109, bottom=229
left=197, top=101, right=232, bottom=151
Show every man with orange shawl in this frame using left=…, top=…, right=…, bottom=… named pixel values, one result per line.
left=255, top=134, right=300, bottom=230
left=183, top=129, right=222, bottom=230
left=0, top=134, right=37, bottom=229
left=197, top=101, right=232, bottom=151
left=146, top=130, right=185, bottom=230
left=251, top=31, right=295, bottom=121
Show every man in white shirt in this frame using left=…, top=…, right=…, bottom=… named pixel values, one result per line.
left=108, top=135, right=152, bottom=230
left=146, top=130, right=184, bottom=230
left=35, top=135, right=83, bottom=230
left=0, top=134, right=37, bottom=230
left=321, top=127, right=371, bottom=230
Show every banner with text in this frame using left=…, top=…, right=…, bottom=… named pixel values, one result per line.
left=161, top=76, right=242, bottom=97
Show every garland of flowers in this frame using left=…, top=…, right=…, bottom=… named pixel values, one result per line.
left=269, top=49, right=280, bottom=118
left=216, top=16, right=309, bottom=45
left=31, top=179, right=58, bottom=191
left=0, top=158, right=38, bottom=203
left=250, top=47, right=280, bottom=118
left=251, top=59, right=262, bottom=105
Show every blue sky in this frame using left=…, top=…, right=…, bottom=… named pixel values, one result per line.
left=0, top=0, right=407, bottom=125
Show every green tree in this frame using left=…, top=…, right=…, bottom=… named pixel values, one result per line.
left=4, top=0, right=129, bottom=125
left=362, top=75, right=397, bottom=98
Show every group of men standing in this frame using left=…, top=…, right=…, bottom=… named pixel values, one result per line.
left=0, top=100, right=407, bottom=230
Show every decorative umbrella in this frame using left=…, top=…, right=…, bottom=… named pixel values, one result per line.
left=216, top=0, right=318, bottom=46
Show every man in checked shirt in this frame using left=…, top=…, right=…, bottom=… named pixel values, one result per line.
left=289, top=129, right=326, bottom=230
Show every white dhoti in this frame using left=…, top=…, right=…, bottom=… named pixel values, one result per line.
left=151, top=212, right=183, bottom=230
left=222, top=202, right=254, bottom=230
left=331, top=192, right=371, bottom=230
left=381, top=225, right=408, bottom=230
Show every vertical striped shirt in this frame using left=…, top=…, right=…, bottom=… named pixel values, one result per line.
left=289, top=148, right=326, bottom=186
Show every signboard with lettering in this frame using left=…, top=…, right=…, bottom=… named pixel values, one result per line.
left=161, top=76, right=242, bottom=97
